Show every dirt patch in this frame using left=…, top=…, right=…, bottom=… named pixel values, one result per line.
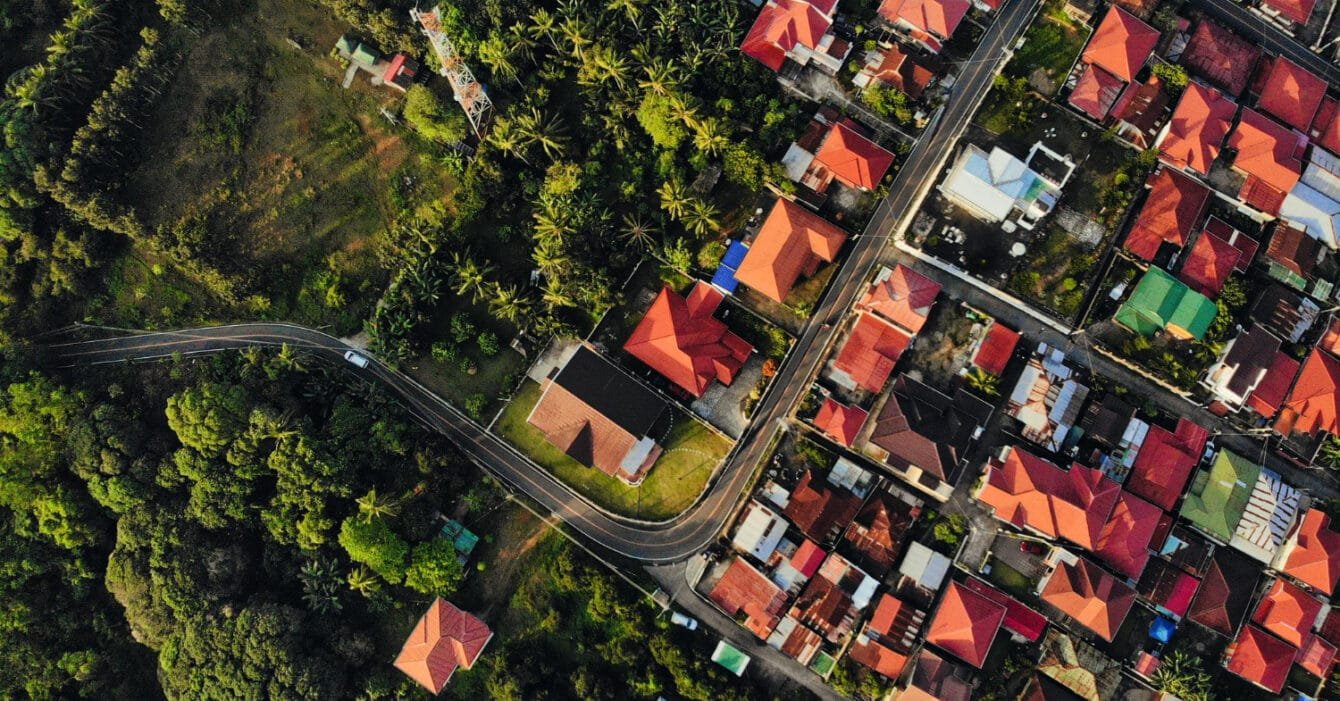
left=354, top=112, right=411, bottom=175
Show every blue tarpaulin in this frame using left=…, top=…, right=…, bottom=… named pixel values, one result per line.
left=710, top=240, right=750, bottom=293
left=1149, top=616, right=1175, bottom=643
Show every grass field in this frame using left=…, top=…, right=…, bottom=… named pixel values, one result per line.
left=1007, top=1, right=1089, bottom=95
left=116, top=0, right=453, bottom=333
left=497, top=380, right=730, bottom=520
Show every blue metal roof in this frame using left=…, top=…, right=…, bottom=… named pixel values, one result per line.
left=711, top=240, right=749, bottom=294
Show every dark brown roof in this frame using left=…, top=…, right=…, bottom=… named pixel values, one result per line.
left=1266, top=223, right=1323, bottom=277
left=868, top=375, right=992, bottom=481
left=790, top=575, right=855, bottom=643
left=1187, top=547, right=1260, bottom=636
left=1081, top=394, right=1135, bottom=447
left=843, top=491, right=919, bottom=577
left=1251, top=284, right=1309, bottom=342
left=783, top=470, right=862, bottom=543
left=1221, top=325, right=1284, bottom=399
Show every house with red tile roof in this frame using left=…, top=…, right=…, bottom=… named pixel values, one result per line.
left=736, top=198, right=847, bottom=303
left=1253, top=56, right=1327, bottom=134
left=849, top=594, right=926, bottom=679
left=1299, top=633, right=1338, bottom=679
left=1123, top=168, right=1212, bottom=261
left=960, top=577, right=1050, bottom=642
left=976, top=446, right=1120, bottom=550
left=1261, top=0, right=1317, bottom=24
left=1180, top=21, right=1262, bottom=97
left=831, top=313, right=912, bottom=393
left=740, top=0, right=846, bottom=73
left=1275, top=348, right=1340, bottom=437
left=1202, top=325, right=1287, bottom=414
left=1118, top=417, right=1209, bottom=511
left=1228, top=108, right=1307, bottom=216
left=1110, top=73, right=1171, bottom=148
left=925, top=580, right=1006, bottom=668
left=1081, top=8, right=1160, bottom=82
left=1225, top=624, right=1296, bottom=693
left=1136, top=557, right=1201, bottom=619
left=1179, top=229, right=1241, bottom=296
left=1277, top=508, right=1340, bottom=595
left=843, top=488, right=920, bottom=576
left=852, top=43, right=938, bottom=99
left=623, top=282, right=753, bottom=398
left=1069, top=63, right=1128, bottom=121
left=783, top=469, right=863, bottom=543
left=1313, top=98, right=1340, bottom=156
left=527, top=346, right=667, bottom=484
left=856, top=264, right=942, bottom=335
left=807, top=122, right=896, bottom=191
left=393, top=599, right=493, bottom=693
left=877, top=0, right=971, bottom=52
left=972, top=321, right=1021, bottom=377
left=1040, top=556, right=1137, bottom=642
left=1189, top=547, right=1262, bottom=636
left=1253, top=577, right=1323, bottom=648
left=1158, top=82, right=1237, bottom=175
left=1250, top=352, right=1303, bottom=419
left=1093, top=490, right=1161, bottom=580
left=708, top=557, right=789, bottom=638
left=812, top=397, right=867, bottom=447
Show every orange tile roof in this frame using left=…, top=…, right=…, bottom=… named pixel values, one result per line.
left=624, top=283, right=753, bottom=397
left=740, top=0, right=833, bottom=71
left=736, top=198, right=847, bottom=302
left=1082, top=7, right=1160, bottom=82
left=1123, top=168, right=1211, bottom=261
left=1123, top=418, right=1209, bottom=510
left=857, top=264, right=942, bottom=334
left=1093, top=490, right=1161, bottom=580
left=1299, top=633, right=1337, bottom=678
left=1247, top=351, right=1301, bottom=418
left=1282, top=509, right=1340, bottom=595
left=1178, top=230, right=1240, bottom=297
left=973, top=322, right=1020, bottom=377
left=812, top=122, right=896, bottom=191
left=1276, top=349, right=1340, bottom=436
left=1255, top=56, right=1326, bottom=133
left=708, top=558, right=788, bottom=638
left=848, top=638, right=910, bottom=679
left=1181, top=21, right=1261, bottom=96
left=926, top=581, right=1006, bottom=668
left=813, top=397, right=869, bottom=447
left=394, top=599, right=492, bottom=693
left=1040, top=557, right=1137, bottom=642
left=1312, top=98, right=1340, bottom=156
left=878, top=0, right=970, bottom=40
left=1226, top=624, right=1295, bottom=693
left=1262, top=0, right=1317, bottom=23
left=1252, top=577, right=1322, bottom=648
left=977, top=447, right=1120, bottom=550
left=833, top=313, right=912, bottom=393
left=844, top=490, right=919, bottom=576
left=1068, top=63, right=1127, bottom=120
left=1228, top=109, right=1305, bottom=216
left=865, top=44, right=936, bottom=100
left=1159, top=83, right=1236, bottom=175
left=850, top=595, right=920, bottom=678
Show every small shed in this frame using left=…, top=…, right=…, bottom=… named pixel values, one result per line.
left=352, top=42, right=380, bottom=66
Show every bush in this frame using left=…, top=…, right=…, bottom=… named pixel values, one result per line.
left=477, top=331, right=500, bottom=357
left=338, top=516, right=409, bottom=584
left=861, top=85, right=913, bottom=125
left=403, top=539, right=465, bottom=596
left=450, top=313, right=476, bottom=344
left=403, top=85, right=468, bottom=143
left=464, top=393, right=487, bottom=419
left=430, top=341, right=457, bottom=363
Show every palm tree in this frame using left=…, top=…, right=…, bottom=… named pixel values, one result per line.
left=657, top=179, right=692, bottom=218
left=667, top=92, right=700, bottom=129
left=477, top=34, right=519, bottom=84
left=516, top=107, right=567, bottom=160
left=607, top=0, right=644, bottom=29
left=532, top=238, right=572, bottom=274
left=1319, top=435, right=1340, bottom=469
left=682, top=199, right=719, bottom=237
left=601, top=110, right=631, bottom=151
left=488, top=117, right=531, bottom=166
left=272, top=343, right=307, bottom=374
left=558, top=16, right=592, bottom=59
left=529, top=9, right=560, bottom=50
left=638, top=59, right=680, bottom=96
left=692, top=117, right=729, bottom=156
left=964, top=367, right=1000, bottom=397
left=589, top=45, right=630, bottom=90
left=450, top=251, right=494, bottom=302
left=541, top=278, right=576, bottom=310
left=507, top=22, right=539, bottom=66
left=489, top=284, right=534, bottom=325
left=1149, top=651, right=1211, bottom=701
left=346, top=566, right=381, bottom=595
left=355, top=488, right=400, bottom=522
left=620, top=213, right=659, bottom=251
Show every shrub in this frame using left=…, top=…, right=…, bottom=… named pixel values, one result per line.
left=403, top=85, right=468, bottom=143
left=338, top=516, right=409, bottom=584
left=450, top=314, right=476, bottom=344
left=430, top=341, right=457, bottom=363
left=477, top=331, right=500, bottom=357
left=464, top=393, right=487, bottom=419
left=403, top=539, right=465, bottom=596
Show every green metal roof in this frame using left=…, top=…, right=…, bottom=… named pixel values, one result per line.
left=1114, top=268, right=1216, bottom=340
left=352, top=42, right=380, bottom=65
left=809, top=651, right=837, bottom=678
left=440, top=520, right=479, bottom=558
left=1179, top=449, right=1259, bottom=542
left=711, top=641, right=750, bottom=676
left=336, top=35, right=357, bottom=55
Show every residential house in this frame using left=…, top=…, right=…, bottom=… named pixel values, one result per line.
left=1252, top=282, right=1321, bottom=344
left=1180, top=20, right=1262, bottom=97
left=900, top=649, right=973, bottom=701
left=864, top=374, right=993, bottom=501
left=1280, top=152, right=1340, bottom=249
left=1137, top=557, right=1202, bottom=619
left=1188, top=547, right=1262, bottom=636
left=1180, top=449, right=1260, bottom=543
left=736, top=198, right=847, bottom=303
left=783, top=470, right=863, bottom=543
left=856, top=264, right=942, bottom=335
left=848, top=594, right=926, bottom=679
left=939, top=142, right=1074, bottom=229
left=877, top=0, right=971, bottom=53
left=1202, top=325, right=1289, bottom=414
left=526, top=346, right=668, bottom=483
left=851, top=42, right=938, bottom=98
left=1263, top=222, right=1330, bottom=294
left=813, top=397, right=868, bottom=447
left=830, top=313, right=912, bottom=393
left=1227, top=465, right=1302, bottom=564
left=623, top=282, right=754, bottom=397
left=802, top=122, right=897, bottom=192
left=1067, top=7, right=1160, bottom=121
left=1275, top=348, right=1340, bottom=438
left=335, top=36, right=419, bottom=93
left=971, top=321, right=1021, bottom=377
left=1032, top=629, right=1126, bottom=701
left=1123, top=417, right=1210, bottom=511
left=898, top=541, right=952, bottom=597
left=1225, top=623, right=1296, bottom=693
left=789, top=552, right=877, bottom=645
left=960, top=577, right=1050, bottom=642
left=1253, top=55, right=1326, bottom=134
left=976, top=446, right=1119, bottom=550
left=766, top=616, right=824, bottom=666
left=708, top=557, right=789, bottom=638
left=1093, top=490, right=1162, bottom=580
left=1114, top=267, right=1218, bottom=340
left=925, top=580, right=1007, bottom=668
left=1253, top=577, right=1323, bottom=648
left=1109, top=73, right=1171, bottom=148
left=731, top=500, right=790, bottom=561
left=1005, top=352, right=1090, bottom=452
left=1276, top=508, right=1340, bottom=595
left=1038, top=554, right=1138, bottom=642
left=1122, top=167, right=1212, bottom=262
left=393, top=599, right=492, bottom=693
left=1179, top=228, right=1242, bottom=296
left=1226, top=108, right=1307, bottom=216
left=1313, top=97, right=1340, bottom=157
left=1260, top=0, right=1317, bottom=25
left=842, top=487, right=920, bottom=576
left=1157, top=81, right=1237, bottom=176
left=741, top=0, right=850, bottom=75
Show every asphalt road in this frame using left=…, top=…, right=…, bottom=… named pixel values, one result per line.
left=1185, top=0, right=1340, bottom=86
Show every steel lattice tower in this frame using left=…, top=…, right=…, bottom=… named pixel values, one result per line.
left=411, top=5, right=493, bottom=138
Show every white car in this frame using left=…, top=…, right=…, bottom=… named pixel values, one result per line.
left=670, top=612, right=698, bottom=630
left=343, top=350, right=371, bottom=368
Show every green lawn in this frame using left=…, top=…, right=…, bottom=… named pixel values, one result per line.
left=986, top=557, right=1035, bottom=598
left=1007, top=1, right=1088, bottom=95
left=497, top=380, right=730, bottom=520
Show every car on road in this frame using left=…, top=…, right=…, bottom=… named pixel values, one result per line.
left=670, top=612, right=698, bottom=630
left=1019, top=541, right=1048, bottom=555
left=343, top=350, right=371, bottom=368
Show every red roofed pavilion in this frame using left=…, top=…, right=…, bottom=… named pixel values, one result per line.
left=1275, top=349, right=1340, bottom=437
left=1179, top=230, right=1241, bottom=297
left=926, top=581, right=1006, bottom=668
left=394, top=599, right=493, bottom=694
left=813, top=397, right=868, bottom=447
left=976, top=446, right=1120, bottom=550
left=1040, top=556, right=1137, bottom=642
left=857, top=264, right=941, bottom=334
left=1225, top=624, right=1295, bottom=693
left=811, top=122, right=896, bottom=191
left=1123, top=168, right=1211, bottom=261
left=1159, top=82, right=1237, bottom=175
left=623, top=283, right=753, bottom=397
left=1123, top=418, right=1209, bottom=511
left=973, top=322, right=1020, bottom=377
left=1228, top=108, right=1306, bottom=216
left=1082, top=7, right=1160, bottom=82
left=736, top=198, right=847, bottom=303
left=740, top=0, right=833, bottom=71
left=1255, top=56, right=1327, bottom=133
left=832, top=313, right=913, bottom=393
left=1094, top=490, right=1161, bottom=580
left=1281, top=509, right=1340, bottom=595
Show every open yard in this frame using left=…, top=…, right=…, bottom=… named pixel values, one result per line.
left=497, top=380, right=731, bottom=520
left=115, top=0, right=454, bottom=333
left=1007, top=225, right=1099, bottom=322
left=1006, top=1, right=1090, bottom=95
